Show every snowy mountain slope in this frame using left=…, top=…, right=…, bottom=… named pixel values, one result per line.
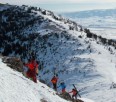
left=0, top=57, right=68, bottom=102
left=0, top=4, right=116, bottom=102
left=29, top=12, right=116, bottom=101
left=0, top=57, right=94, bottom=102
left=79, top=37, right=116, bottom=102
left=36, top=30, right=116, bottom=102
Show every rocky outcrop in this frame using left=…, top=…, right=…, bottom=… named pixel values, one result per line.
left=57, top=92, right=84, bottom=102
left=2, top=56, right=23, bottom=72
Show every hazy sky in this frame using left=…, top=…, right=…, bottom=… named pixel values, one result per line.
left=0, top=0, right=116, bottom=12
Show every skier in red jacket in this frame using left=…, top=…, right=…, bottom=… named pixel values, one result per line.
left=24, top=58, right=39, bottom=83
left=69, top=88, right=78, bottom=99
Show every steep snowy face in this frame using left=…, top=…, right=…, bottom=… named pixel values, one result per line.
left=0, top=58, right=70, bottom=102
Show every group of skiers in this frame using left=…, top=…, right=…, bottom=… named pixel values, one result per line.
left=51, top=75, right=80, bottom=100
left=23, top=57, right=79, bottom=100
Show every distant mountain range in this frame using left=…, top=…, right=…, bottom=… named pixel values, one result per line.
left=62, top=9, right=116, bottom=18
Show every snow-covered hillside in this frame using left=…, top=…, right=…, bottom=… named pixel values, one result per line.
left=0, top=4, right=116, bottom=102
left=36, top=29, right=116, bottom=102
